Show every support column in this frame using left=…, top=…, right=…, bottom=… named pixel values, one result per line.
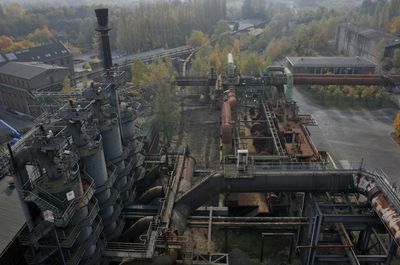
left=357, top=226, right=371, bottom=254
left=386, top=238, right=398, bottom=265
left=306, top=215, right=323, bottom=265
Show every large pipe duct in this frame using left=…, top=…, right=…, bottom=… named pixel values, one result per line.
left=95, top=8, right=113, bottom=70
left=221, top=101, right=232, bottom=145
left=173, top=169, right=400, bottom=247
left=177, top=156, right=195, bottom=198
left=225, top=86, right=237, bottom=109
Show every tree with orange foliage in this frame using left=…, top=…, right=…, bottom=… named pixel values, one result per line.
left=393, top=112, right=400, bottom=138
left=0, top=36, right=29, bottom=52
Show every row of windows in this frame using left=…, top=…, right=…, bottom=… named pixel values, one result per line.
left=294, top=66, right=375, bottom=75
left=0, top=75, right=30, bottom=89
left=0, top=91, right=30, bottom=114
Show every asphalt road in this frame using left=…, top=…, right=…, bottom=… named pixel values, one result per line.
left=293, top=87, right=400, bottom=185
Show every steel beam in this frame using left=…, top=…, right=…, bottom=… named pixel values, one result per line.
left=315, top=255, right=387, bottom=263
left=306, top=215, right=322, bottom=265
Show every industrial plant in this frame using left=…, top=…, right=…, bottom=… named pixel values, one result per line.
left=2, top=7, right=400, bottom=265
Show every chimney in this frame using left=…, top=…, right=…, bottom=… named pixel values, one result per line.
left=95, top=8, right=113, bottom=71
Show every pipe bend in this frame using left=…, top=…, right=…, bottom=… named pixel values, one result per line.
left=120, top=216, right=153, bottom=242
left=136, top=186, right=164, bottom=204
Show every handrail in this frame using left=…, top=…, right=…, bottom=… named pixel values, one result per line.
left=66, top=219, right=103, bottom=265
left=21, top=173, right=95, bottom=226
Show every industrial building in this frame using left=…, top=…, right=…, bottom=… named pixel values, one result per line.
left=335, top=22, right=400, bottom=64
left=0, top=61, right=69, bottom=116
left=0, top=40, right=74, bottom=75
left=2, top=7, right=400, bottom=265
left=286, top=56, right=377, bottom=75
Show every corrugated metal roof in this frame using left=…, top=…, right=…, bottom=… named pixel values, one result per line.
left=0, top=177, right=25, bottom=254
left=0, top=40, right=71, bottom=66
left=286, top=56, right=376, bottom=68
left=0, top=62, right=68, bottom=80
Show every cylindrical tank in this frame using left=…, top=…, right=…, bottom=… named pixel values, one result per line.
left=80, top=139, right=108, bottom=187
left=101, top=121, right=123, bottom=161
left=121, top=108, right=136, bottom=140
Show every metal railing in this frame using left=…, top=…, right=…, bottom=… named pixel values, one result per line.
left=19, top=221, right=54, bottom=246
left=24, top=246, right=58, bottom=265
left=59, top=199, right=99, bottom=248
left=66, top=218, right=103, bottom=265
left=22, top=173, right=95, bottom=226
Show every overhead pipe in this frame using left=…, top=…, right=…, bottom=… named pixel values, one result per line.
left=173, top=169, right=400, bottom=247
left=221, top=101, right=232, bottom=145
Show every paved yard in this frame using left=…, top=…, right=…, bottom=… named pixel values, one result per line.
left=294, top=88, right=400, bottom=185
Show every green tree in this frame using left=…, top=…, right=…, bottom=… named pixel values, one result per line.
left=187, top=30, right=209, bottom=48
left=265, top=38, right=291, bottom=61
left=393, top=49, right=400, bottom=67
left=154, top=82, right=178, bottom=145
left=83, top=63, right=91, bottom=71
left=240, top=52, right=264, bottom=75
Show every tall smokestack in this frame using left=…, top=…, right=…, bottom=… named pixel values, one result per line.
left=95, top=8, right=113, bottom=71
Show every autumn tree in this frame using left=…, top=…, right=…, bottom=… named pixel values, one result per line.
left=393, top=112, right=400, bottom=138
left=62, top=76, right=72, bottom=92
left=64, top=42, right=81, bottom=56
left=240, top=52, right=265, bottom=75
left=390, top=16, right=400, bottom=32
left=0, top=36, right=28, bottom=52
left=27, top=26, right=53, bottom=44
left=131, top=58, right=149, bottom=86
left=82, top=75, right=89, bottom=89
left=265, top=38, right=291, bottom=61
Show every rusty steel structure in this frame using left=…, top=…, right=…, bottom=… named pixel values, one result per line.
left=175, top=73, right=400, bottom=87
left=3, top=8, right=400, bottom=265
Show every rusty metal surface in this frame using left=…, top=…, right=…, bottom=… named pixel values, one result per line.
left=221, top=101, right=232, bottom=145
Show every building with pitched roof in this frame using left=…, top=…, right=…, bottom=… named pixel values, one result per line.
left=335, top=22, right=400, bottom=64
left=0, top=40, right=74, bottom=75
left=0, top=62, right=69, bottom=116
